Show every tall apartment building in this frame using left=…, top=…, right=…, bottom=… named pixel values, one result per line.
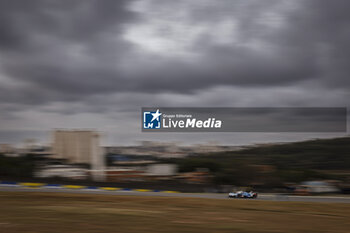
left=52, top=130, right=105, bottom=181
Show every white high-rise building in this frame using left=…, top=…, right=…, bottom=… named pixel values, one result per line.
left=52, top=130, right=105, bottom=181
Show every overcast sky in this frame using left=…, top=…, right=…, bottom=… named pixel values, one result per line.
left=0, top=0, right=349, bottom=146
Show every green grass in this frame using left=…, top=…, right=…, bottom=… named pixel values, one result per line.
left=0, top=191, right=350, bottom=233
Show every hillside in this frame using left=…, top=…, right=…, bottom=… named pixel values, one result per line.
left=213, top=136, right=350, bottom=170
left=172, top=137, right=350, bottom=187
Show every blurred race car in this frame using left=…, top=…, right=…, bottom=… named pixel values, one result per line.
left=228, top=191, right=258, bottom=198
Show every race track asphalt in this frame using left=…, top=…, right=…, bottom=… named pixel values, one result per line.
left=1, top=186, right=350, bottom=203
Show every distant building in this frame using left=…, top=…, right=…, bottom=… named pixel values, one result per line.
left=0, top=144, right=18, bottom=157
left=52, top=130, right=105, bottom=181
left=299, top=181, right=339, bottom=193
left=176, top=168, right=212, bottom=184
left=105, top=142, right=241, bottom=159
left=146, top=164, right=177, bottom=176
left=35, top=165, right=88, bottom=180
left=106, top=168, right=146, bottom=182
left=0, top=144, right=13, bottom=153
left=103, top=164, right=178, bottom=182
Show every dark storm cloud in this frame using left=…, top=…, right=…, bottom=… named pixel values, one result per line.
left=182, top=0, right=350, bottom=89
left=0, top=0, right=136, bottom=103
left=0, top=0, right=349, bottom=104
left=0, top=0, right=135, bottom=46
left=287, top=0, right=350, bottom=88
left=0, top=0, right=349, bottom=145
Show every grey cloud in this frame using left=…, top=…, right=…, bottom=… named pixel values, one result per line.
left=0, top=0, right=349, bottom=105
left=0, top=0, right=136, bottom=101
left=0, top=0, right=349, bottom=144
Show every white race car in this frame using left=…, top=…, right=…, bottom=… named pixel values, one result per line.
left=228, top=191, right=258, bottom=198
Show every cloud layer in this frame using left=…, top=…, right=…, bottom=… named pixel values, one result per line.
left=0, top=0, right=349, bottom=145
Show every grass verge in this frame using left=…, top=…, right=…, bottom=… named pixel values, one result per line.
left=0, top=191, right=349, bottom=233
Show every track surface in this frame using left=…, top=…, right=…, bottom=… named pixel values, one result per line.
left=1, top=186, right=350, bottom=203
